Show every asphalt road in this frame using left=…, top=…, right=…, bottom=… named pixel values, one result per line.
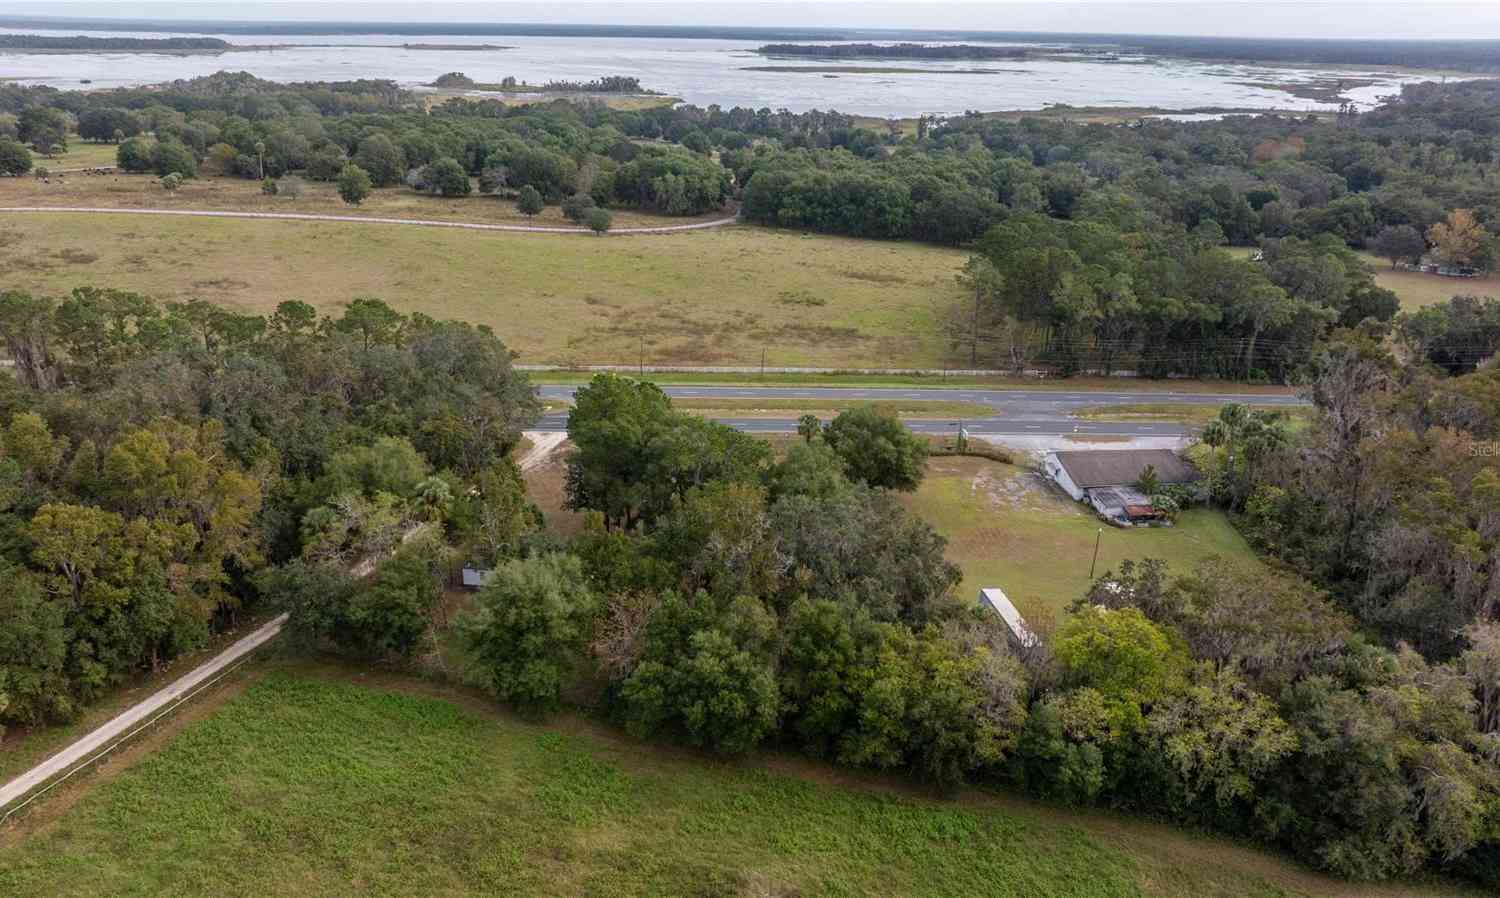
left=534, top=384, right=1306, bottom=438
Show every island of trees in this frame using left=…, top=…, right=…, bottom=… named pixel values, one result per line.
left=0, top=34, right=234, bottom=52
left=430, top=72, right=652, bottom=94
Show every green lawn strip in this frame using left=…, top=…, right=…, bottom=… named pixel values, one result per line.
left=1071, top=403, right=1310, bottom=425
left=668, top=397, right=997, bottom=419
left=902, top=457, right=1262, bottom=626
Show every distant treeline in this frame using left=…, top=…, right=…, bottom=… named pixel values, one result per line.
left=0, top=17, right=848, bottom=40
left=0, top=33, right=233, bottom=51
left=757, top=43, right=1031, bottom=61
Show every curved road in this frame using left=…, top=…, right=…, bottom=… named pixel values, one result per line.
left=534, top=384, right=1307, bottom=439
left=0, top=206, right=740, bottom=235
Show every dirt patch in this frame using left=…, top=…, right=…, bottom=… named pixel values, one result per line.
left=191, top=277, right=251, bottom=291
left=52, top=248, right=98, bottom=265
left=972, top=466, right=1063, bottom=512
left=839, top=268, right=910, bottom=286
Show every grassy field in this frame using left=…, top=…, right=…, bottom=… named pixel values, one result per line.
left=1225, top=246, right=1498, bottom=310
left=3, top=171, right=732, bottom=229
left=902, top=455, right=1262, bottom=626
left=29, top=141, right=120, bottom=170
left=1366, top=259, right=1500, bottom=309
left=0, top=211, right=965, bottom=368
left=0, top=666, right=1479, bottom=898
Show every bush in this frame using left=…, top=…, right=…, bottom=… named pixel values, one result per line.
left=0, top=138, right=31, bottom=176
left=586, top=207, right=613, bottom=235
left=304, top=145, right=347, bottom=181
left=116, top=136, right=154, bottom=172
left=424, top=156, right=471, bottom=196
left=152, top=140, right=197, bottom=178
left=561, top=192, right=596, bottom=222
left=336, top=163, right=372, bottom=205
left=516, top=184, right=544, bottom=217
left=261, top=177, right=278, bottom=196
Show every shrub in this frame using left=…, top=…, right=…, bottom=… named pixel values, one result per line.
left=424, top=156, right=471, bottom=196
left=116, top=136, right=154, bottom=172
left=152, top=140, right=197, bottom=178
left=586, top=207, right=613, bottom=235
left=336, top=163, right=372, bottom=205
left=517, top=184, right=544, bottom=217
left=0, top=139, right=31, bottom=176
left=561, top=192, right=596, bottom=222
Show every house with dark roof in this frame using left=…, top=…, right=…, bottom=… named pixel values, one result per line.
left=1043, top=449, right=1202, bottom=525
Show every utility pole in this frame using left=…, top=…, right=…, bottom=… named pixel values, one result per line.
left=760, top=347, right=766, bottom=379
left=971, top=285, right=980, bottom=370
left=1089, top=527, right=1103, bottom=579
left=638, top=335, right=644, bottom=377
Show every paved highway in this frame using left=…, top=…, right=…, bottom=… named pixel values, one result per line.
left=533, top=384, right=1305, bottom=437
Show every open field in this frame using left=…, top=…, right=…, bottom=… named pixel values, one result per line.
left=1226, top=246, right=1498, bottom=310
left=902, top=455, right=1262, bottom=625
left=27, top=141, right=120, bottom=170
left=1366, top=260, right=1500, bottom=309
left=0, top=211, right=965, bottom=368
left=0, top=666, right=1480, bottom=898
left=2, top=172, right=732, bottom=229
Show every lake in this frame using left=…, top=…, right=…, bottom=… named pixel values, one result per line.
left=0, top=26, right=1454, bottom=118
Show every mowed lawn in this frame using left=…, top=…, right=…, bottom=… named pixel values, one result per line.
left=0, top=669, right=1478, bottom=898
left=0, top=211, right=964, bottom=368
left=904, top=456, right=1261, bottom=626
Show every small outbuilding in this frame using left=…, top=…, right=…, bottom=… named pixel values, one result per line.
left=1043, top=449, right=1201, bottom=526
left=460, top=566, right=493, bottom=590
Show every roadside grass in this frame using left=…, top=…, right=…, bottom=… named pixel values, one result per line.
left=2, top=171, right=733, bottom=230
left=668, top=397, right=997, bottom=419
left=1072, top=403, right=1310, bottom=426
left=0, top=666, right=1480, bottom=898
left=902, top=456, right=1262, bottom=626
left=531, top=371, right=1298, bottom=393
left=0, top=212, right=966, bottom=369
